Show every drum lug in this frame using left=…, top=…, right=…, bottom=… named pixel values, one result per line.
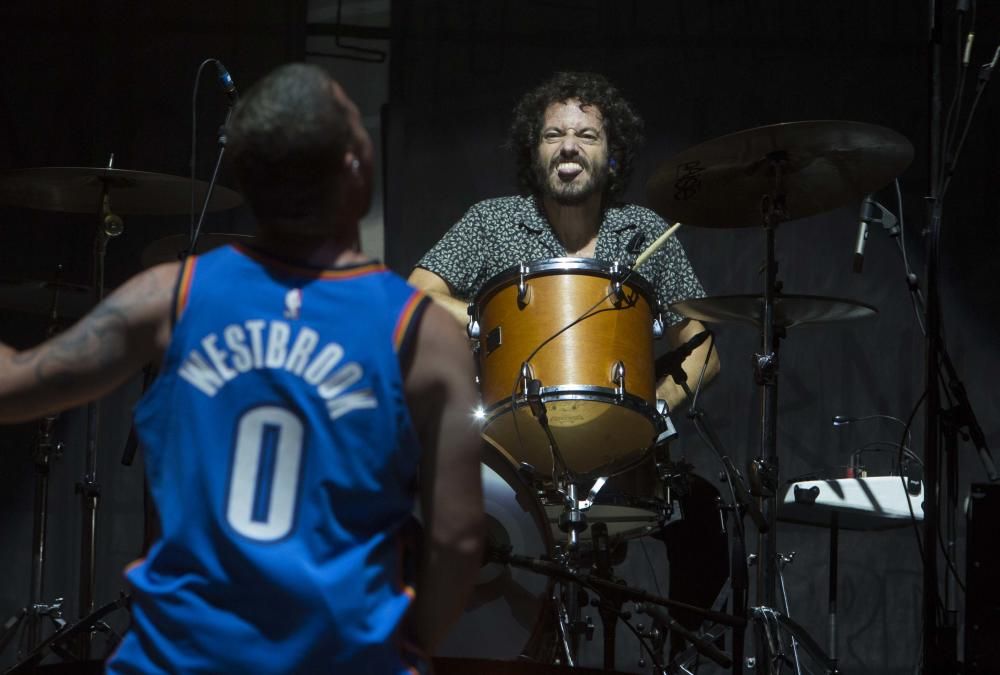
left=652, top=312, right=665, bottom=339
left=466, top=302, right=480, bottom=339
left=519, top=362, right=535, bottom=398
left=517, top=262, right=530, bottom=306
left=611, top=360, right=626, bottom=400
left=608, top=260, right=624, bottom=304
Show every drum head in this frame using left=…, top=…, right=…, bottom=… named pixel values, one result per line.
left=483, top=401, right=657, bottom=480
left=437, top=445, right=554, bottom=660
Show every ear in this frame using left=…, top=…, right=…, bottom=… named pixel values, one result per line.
left=343, top=151, right=361, bottom=177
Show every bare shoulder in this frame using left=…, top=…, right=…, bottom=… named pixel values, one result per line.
left=404, top=300, right=475, bottom=393
left=110, top=262, right=180, bottom=346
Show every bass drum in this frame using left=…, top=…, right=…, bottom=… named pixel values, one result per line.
left=437, top=443, right=555, bottom=661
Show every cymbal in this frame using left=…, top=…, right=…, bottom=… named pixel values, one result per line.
left=0, top=280, right=94, bottom=319
left=672, top=294, right=877, bottom=329
left=0, top=167, right=243, bottom=216
left=141, top=233, right=254, bottom=268
left=647, top=121, right=914, bottom=227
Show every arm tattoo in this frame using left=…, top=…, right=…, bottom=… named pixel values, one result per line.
left=30, top=302, right=131, bottom=386
left=19, top=268, right=167, bottom=390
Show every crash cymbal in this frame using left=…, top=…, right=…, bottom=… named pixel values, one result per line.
left=0, top=167, right=243, bottom=215
left=141, top=233, right=254, bottom=268
left=672, top=294, right=877, bottom=329
left=0, top=280, right=94, bottom=319
left=647, top=121, right=914, bottom=227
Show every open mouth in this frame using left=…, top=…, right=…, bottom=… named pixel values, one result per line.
left=555, top=161, right=584, bottom=181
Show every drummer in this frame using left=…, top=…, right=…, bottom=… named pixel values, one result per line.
left=408, top=71, right=719, bottom=409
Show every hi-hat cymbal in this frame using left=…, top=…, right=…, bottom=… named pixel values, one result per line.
left=141, top=233, right=254, bottom=268
left=647, top=121, right=914, bottom=227
left=672, top=294, right=877, bottom=329
left=0, top=280, right=94, bottom=319
left=0, top=167, right=243, bottom=215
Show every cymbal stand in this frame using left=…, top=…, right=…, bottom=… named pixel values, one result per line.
left=76, top=163, right=124, bottom=655
left=748, top=156, right=837, bottom=674
left=668, top=370, right=762, bottom=675
left=0, top=273, right=69, bottom=658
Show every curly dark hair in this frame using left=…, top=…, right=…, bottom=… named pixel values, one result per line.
left=508, top=71, right=644, bottom=204
left=228, top=63, right=352, bottom=235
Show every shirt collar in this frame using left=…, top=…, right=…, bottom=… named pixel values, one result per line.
left=514, top=195, right=636, bottom=234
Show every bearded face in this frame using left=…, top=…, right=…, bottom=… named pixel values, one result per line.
left=532, top=99, right=611, bottom=205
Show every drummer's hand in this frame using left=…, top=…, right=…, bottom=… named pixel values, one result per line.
left=407, top=267, right=473, bottom=327
left=0, top=264, right=177, bottom=424
left=657, top=318, right=720, bottom=411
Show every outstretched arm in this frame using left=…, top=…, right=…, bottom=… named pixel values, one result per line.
left=0, top=263, right=178, bottom=423
left=407, top=267, right=472, bottom=327
left=403, top=300, right=483, bottom=652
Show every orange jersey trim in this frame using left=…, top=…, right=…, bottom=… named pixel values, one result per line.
left=393, top=290, right=428, bottom=353
left=233, top=243, right=385, bottom=280
left=124, top=556, right=146, bottom=575
left=174, top=257, right=197, bottom=322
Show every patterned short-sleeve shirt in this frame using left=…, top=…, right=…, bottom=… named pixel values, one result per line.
left=415, top=195, right=705, bottom=326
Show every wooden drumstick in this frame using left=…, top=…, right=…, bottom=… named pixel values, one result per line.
left=634, top=222, right=682, bottom=268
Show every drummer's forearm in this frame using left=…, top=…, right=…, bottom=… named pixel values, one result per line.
left=656, top=342, right=720, bottom=411
left=656, top=378, right=687, bottom=412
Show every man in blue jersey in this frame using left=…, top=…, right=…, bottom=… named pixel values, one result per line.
left=0, top=63, right=483, bottom=673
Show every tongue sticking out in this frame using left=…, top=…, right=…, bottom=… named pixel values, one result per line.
left=556, top=162, right=584, bottom=180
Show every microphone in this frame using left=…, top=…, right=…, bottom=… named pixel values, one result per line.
left=654, top=329, right=711, bottom=384
left=214, top=60, right=239, bottom=102
left=854, top=194, right=876, bottom=273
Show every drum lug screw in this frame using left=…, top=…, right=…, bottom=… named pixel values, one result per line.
left=652, top=312, right=665, bottom=339
left=517, top=262, right=530, bottom=306
left=748, top=553, right=758, bottom=567
left=612, top=361, right=626, bottom=400
left=746, top=656, right=757, bottom=669
left=465, top=303, right=480, bottom=339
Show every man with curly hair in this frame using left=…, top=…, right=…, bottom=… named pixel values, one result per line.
left=409, top=71, right=718, bottom=411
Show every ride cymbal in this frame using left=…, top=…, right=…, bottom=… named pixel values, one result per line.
left=672, top=294, right=877, bottom=329
left=0, top=167, right=243, bottom=216
left=647, top=120, right=914, bottom=227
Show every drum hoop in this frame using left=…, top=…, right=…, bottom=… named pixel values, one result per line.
left=482, top=385, right=660, bottom=423
left=473, top=256, right=658, bottom=310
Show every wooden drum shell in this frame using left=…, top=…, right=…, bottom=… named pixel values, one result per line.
left=474, top=259, right=659, bottom=480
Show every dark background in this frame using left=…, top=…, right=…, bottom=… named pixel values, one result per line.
left=2, top=2, right=998, bottom=673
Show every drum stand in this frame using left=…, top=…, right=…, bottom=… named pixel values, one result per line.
left=747, top=159, right=837, bottom=674
left=0, top=415, right=68, bottom=660
left=0, top=270, right=72, bottom=659
left=76, top=164, right=125, bottom=656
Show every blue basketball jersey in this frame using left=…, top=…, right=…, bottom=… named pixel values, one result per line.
left=106, top=245, right=430, bottom=674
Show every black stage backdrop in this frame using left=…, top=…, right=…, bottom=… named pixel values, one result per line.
left=386, top=2, right=1000, bottom=674
left=0, top=1, right=304, bottom=668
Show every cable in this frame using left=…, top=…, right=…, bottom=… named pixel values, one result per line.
left=189, top=59, right=217, bottom=243
left=892, top=179, right=926, bottom=337
left=638, top=538, right=664, bottom=596
left=938, top=14, right=968, bottom=192
left=896, top=391, right=942, bottom=616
